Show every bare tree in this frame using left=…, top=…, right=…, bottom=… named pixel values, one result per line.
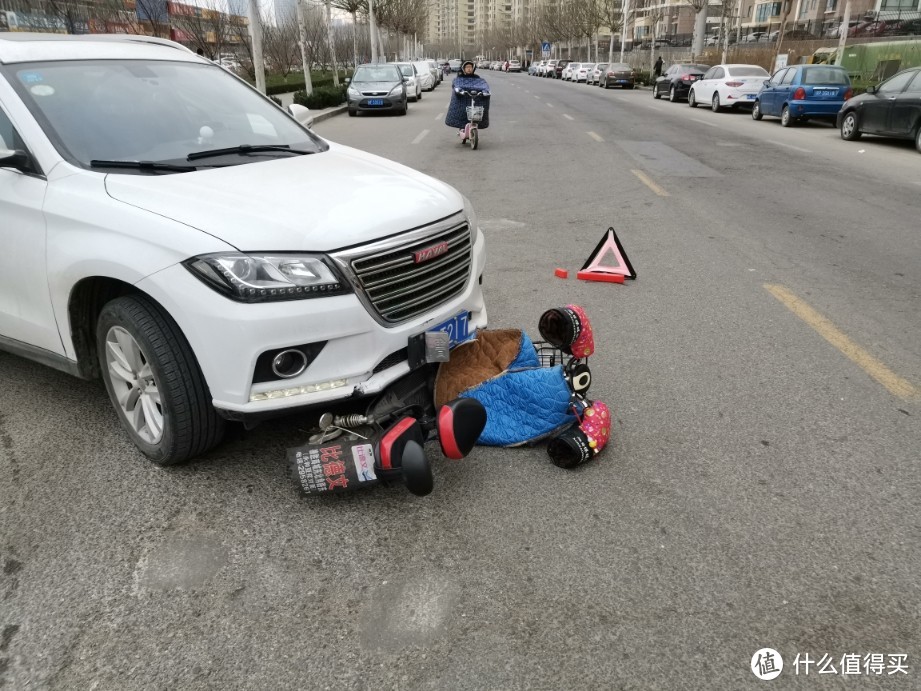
left=133, top=0, right=171, bottom=37
left=597, top=0, right=627, bottom=64
left=170, top=0, right=232, bottom=59
left=263, top=14, right=300, bottom=77
left=42, top=0, right=90, bottom=33
left=332, top=0, right=363, bottom=67
left=683, top=0, right=709, bottom=57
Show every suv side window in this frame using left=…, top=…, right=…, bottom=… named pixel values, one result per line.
left=0, top=107, right=18, bottom=151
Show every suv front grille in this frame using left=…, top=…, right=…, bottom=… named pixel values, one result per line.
left=350, top=221, right=472, bottom=324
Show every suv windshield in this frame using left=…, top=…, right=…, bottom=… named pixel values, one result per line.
left=6, top=59, right=323, bottom=170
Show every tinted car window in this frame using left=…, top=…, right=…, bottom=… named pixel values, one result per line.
left=0, top=107, right=15, bottom=151
left=877, top=70, right=915, bottom=93
left=770, top=69, right=788, bottom=84
left=712, top=67, right=725, bottom=79
left=902, top=69, right=921, bottom=92
left=728, top=66, right=770, bottom=77
left=610, top=63, right=631, bottom=71
left=781, top=69, right=796, bottom=85
left=801, top=67, right=849, bottom=85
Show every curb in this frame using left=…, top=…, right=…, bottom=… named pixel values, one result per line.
left=311, top=105, right=348, bottom=125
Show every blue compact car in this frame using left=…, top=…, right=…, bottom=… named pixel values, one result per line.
left=752, top=64, right=852, bottom=126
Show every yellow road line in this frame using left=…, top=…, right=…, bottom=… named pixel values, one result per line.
left=765, top=284, right=920, bottom=401
left=631, top=169, right=669, bottom=197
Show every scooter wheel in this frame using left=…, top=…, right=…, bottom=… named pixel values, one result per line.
left=470, top=128, right=478, bottom=150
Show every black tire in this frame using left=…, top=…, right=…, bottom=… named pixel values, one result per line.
left=418, top=91, right=422, bottom=101
left=603, top=78, right=609, bottom=89
left=96, top=295, right=225, bottom=465
left=653, top=85, right=661, bottom=99
left=916, top=125, right=921, bottom=153
left=669, top=86, right=678, bottom=102
left=470, top=128, right=478, bottom=150
left=840, top=111, right=861, bottom=140
left=398, top=102, right=407, bottom=115
left=711, top=93, right=721, bottom=112
left=781, top=105, right=794, bottom=127
left=688, top=89, right=697, bottom=107
left=348, top=108, right=356, bottom=117
left=752, top=100, right=763, bottom=120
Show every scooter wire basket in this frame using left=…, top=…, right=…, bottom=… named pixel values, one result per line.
left=466, top=105, right=485, bottom=122
left=533, top=340, right=566, bottom=368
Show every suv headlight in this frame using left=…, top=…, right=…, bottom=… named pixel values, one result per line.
left=184, top=253, right=351, bottom=302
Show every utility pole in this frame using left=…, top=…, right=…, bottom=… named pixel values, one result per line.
left=834, top=0, right=851, bottom=66
left=248, top=0, right=266, bottom=93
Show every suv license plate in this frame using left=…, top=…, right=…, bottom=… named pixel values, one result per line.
left=368, top=99, right=384, bottom=106
left=431, top=312, right=470, bottom=348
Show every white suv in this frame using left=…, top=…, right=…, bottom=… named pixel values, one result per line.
left=0, top=34, right=487, bottom=464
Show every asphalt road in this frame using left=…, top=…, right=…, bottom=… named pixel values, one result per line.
left=2, top=71, right=920, bottom=689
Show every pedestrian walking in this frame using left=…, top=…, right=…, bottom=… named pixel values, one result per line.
left=653, top=56, right=663, bottom=78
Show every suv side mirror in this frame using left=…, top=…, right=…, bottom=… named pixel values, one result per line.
left=287, top=103, right=314, bottom=129
left=866, top=84, right=877, bottom=94
left=0, top=149, right=32, bottom=173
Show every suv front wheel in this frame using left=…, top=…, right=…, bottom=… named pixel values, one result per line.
left=96, top=295, right=225, bottom=465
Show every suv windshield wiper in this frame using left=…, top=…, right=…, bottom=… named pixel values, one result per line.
left=187, top=145, right=313, bottom=161
left=90, top=159, right=197, bottom=173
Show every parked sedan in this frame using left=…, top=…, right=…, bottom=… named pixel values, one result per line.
left=653, top=63, right=709, bottom=101
left=551, top=59, right=571, bottom=79
left=574, top=63, right=595, bottom=82
left=837, top=67, right=921, bottom=153
left=562, top=62, right=579, bottom=81
left=688, top=63, right=770, bottom=110
left=602, top=63, right=637, bottom=88
left=588, top=63, right=607, bottom=85
left=412, top=60, right=436, bottom=91
left=753, top=64, right=851, bottom=126
left=394, top=62, right=422, bottom=101
left=347, top=63, right=407, bottom=116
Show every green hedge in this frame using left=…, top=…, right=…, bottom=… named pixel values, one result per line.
left=266, top=78, right=340, bottom=96
left=294, top=84, right=348, bottom=109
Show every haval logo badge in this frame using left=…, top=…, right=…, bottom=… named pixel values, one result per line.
left=413, top=241, right=449, bottom=264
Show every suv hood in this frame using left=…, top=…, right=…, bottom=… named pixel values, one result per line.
left=103, top=143, right=463, bottom=252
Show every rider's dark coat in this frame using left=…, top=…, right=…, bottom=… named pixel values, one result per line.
left=445, top=73, right=491, bottom=129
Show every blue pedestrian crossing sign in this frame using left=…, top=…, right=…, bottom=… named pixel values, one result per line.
left=541, top=41, right=551, bottom=58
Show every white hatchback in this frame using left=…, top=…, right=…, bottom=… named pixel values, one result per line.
left=0, top=34, right=487, bottom=464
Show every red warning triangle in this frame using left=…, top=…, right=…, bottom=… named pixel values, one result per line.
left=579, top=228, right=636, bottom=280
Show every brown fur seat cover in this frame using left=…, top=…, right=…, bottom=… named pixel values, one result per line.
left=434, top=329, right=524, bottom=407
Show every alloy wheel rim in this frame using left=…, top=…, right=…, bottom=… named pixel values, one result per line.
left=843, top=115, right=855, bottom=137
left=105, top=326, right=164, bottom=444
